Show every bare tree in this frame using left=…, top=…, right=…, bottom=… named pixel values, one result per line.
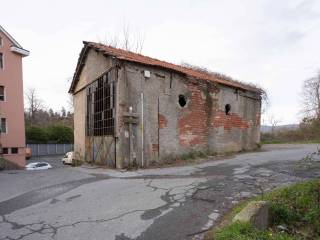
left=268, top=115, right=282, bottom=135
left=302, top=71, right=320, bottom=119
left=67, top=94, right=74, bottom=113
left=61, top=107, right=66, bottom=118
left=25, top=88, right=44, bottom=125
left=103, top=24, right=145, bottom=53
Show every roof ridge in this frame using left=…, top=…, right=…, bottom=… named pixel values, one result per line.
left=70, top=41, right=261, bottom=93
left=84, top=41, right=183, bottom=68
left=0, top=25, right=23, bottom=48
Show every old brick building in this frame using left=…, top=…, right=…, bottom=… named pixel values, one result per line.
left=69, top=41, right=262, bottom=168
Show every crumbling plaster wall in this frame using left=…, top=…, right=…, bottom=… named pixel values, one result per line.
left=121, top=62, right=261, bottom=166
left=74, top=52, right=261, bottom=168
left=73, top=49, right=116, bottom=164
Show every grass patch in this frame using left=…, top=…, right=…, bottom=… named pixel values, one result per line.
left=214, top=222, right=295, bottom=240
left=210, top=179, right=320, bottom=240
left=179, top=150, right=209, bottom=161
left=261, top=139, right=320, bottom=145
left=261, top=140, right=286, bottom=145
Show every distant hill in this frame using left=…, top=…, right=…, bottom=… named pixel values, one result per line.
left=260, top=124, right=299, bottom=133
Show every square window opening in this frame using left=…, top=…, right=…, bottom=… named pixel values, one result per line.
left=11, top=148, right=18, bottom=154
left=2, top=148, right=8, bottom=154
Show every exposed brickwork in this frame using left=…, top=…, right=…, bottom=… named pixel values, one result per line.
left=178, top=84, right=209, bottom=146
left=212, top=111, right=249, bottom=131
left=72, top=41, right=262, bottom=169
left=158, top=114, right=168, bottom=129
left=152, top=144, right=159, bottom=155
left=255, top=113, right=261, bottom=126
left=178, top=82, right=253, bottom=148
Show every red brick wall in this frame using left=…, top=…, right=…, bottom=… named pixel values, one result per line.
left=152, top=143, right=159, bottom=155
left=212, top=111, right=249, bottom=131
left=158, top=114, right=168, bottom=129
left=178, top=83, right=209, bottom=147
left=177, top=82, right=253, bottom=148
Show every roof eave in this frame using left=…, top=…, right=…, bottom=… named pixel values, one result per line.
left=10, top=46, right=30, bottom=57
left=119, top=58, right=261, bottom=93
left=69, top=44, right=90, bottom=94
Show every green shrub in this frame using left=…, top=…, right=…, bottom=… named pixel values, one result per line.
left=179, top=151, right=208, bottom=161
left=214, top=222, right=294, bottom=240
left=266, top=179, right=320, bottom=235
left=261, top=118, right=320, bottom=144
left=212, top=180, right=320, bottom=240
left=26, top=125, right=73, bottom=144
left=26, top=126, right=49, bottom=143
left=46, top=125, right=73, bottom=144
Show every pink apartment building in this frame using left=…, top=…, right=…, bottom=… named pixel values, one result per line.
left=0, top=25, right=29, bottom=167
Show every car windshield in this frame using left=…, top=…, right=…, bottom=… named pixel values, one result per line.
left=36, top=163, right=47, bottom=167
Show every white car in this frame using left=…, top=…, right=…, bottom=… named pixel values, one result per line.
left=26, top=162, right=52, bottom=170
left=62, top=152, right=73, bottom=165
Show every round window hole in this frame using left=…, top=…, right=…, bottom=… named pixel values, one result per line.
left=178, top=95, right=187, bottom=107
left=225, top=104, right=231, bottom=115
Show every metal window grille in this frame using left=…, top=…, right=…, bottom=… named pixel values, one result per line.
left=86, top=71, right=115, bottom=136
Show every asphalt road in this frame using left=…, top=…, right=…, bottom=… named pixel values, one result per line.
left=0, top=144, right=320, bottom=240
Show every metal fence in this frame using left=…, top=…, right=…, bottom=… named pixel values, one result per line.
left=26, top=144, right=74, bottom=156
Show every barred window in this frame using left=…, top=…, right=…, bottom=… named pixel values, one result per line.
left=86, top=71, right=115, bottom=136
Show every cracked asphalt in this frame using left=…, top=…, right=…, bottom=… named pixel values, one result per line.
left=1, top=144, right=320, bottom=240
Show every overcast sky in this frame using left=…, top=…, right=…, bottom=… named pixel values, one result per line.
left=2, top=0, right=320, bottom=124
